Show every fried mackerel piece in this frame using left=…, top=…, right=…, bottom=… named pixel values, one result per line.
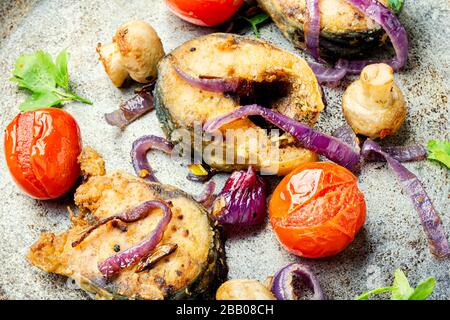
left=155, top=33, right=324, bottom=175
left=28, top=147, right=227, bottom=300
left=257, top=0, right=390, bottom=59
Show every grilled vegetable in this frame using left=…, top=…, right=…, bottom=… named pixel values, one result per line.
left=28, top=148, right=227, bottom=300
left=342, top=63, right=406, bottom=139
left=216, top=280, right=276, bottom=300
left=97, top=20, right=165, bottom=87
left=257, top=0, right=390, bottom=58
left=155, top=33, right=324, bottom=174
left=269, top=162, right=366, bottom=258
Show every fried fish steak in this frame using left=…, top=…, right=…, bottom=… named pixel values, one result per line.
left=28, top=147, right=227, bottom=300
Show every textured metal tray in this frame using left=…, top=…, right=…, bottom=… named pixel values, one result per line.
left=0, top=0, right=449, bottom=300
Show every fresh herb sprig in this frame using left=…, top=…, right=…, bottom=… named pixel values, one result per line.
left=427, top=140, right=450, bottom=168
left=355, top=269, right=436, bottom=300
left=10, top=49, right=92, bottom=111
left=243, top=12, right=270, bottom=38
left=387, top=0, right=405, bottom=13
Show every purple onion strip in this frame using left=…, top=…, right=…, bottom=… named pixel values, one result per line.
left=271, top=263, right=325, bottom=300
left=131, top=135, right=174, bottom=183
left=194, top=180, right=217, bottom=208
left=305, top=0, right=409, bottom=83
left=365, top=144, right=428, bottom=163
left=173, top=63, right=252, bottom=94
left=305, top=0, right=321, bottom=60
left=204, top=104, right=361, bottom=173
left=105, top=88, right=154, bottom=129
left=361, top=140, right=450, bottom=257
left=97, top=201, right=172, bottom=277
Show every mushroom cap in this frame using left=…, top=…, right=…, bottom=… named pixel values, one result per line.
left=114, top=20, right=165, bottom=83
left=216, top=279, right=276, bottom=300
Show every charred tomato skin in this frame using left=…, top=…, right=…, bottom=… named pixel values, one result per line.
left=269, top=162, right=366, bottom=258
left=4, top=108, right=82, bottom=200
left=165, top=0, right=244, bottom=27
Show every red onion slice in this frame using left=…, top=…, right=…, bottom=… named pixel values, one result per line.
left=305, top=0, right=321, bottom=60
left=361, top=140, right=450, bottom=257
left=131, top=135, right=174, bottom=183
left=204, top=104, right=361, bottom=172
left=97, top=201, right=172, bottom=277
left=194, top=180, right=217, bottom=208
left=332, top=124, right=361, bottom=153
left=333, top=124, right=427, bottom=162
left=305, top=0, right=409, bottom=83
left=271, top=263, right=325, bottom=300
left=173, top=63, right=252, bottom=95
left=71, top=201, right=172, bottom=277
left=365, top=144, right=428, bottom=163
left=211, top=166, right=266, bottom=226
left=105, top=87, right=154, bottom=129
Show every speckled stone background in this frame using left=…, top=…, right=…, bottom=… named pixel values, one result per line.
left=0, top=0, right=449, bottom=300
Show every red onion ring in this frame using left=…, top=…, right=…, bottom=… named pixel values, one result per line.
left=105, top=87, right=154, bottom=129
left=204, top=104, right=361, bottom=173
left=211, top=166, right=266, bottom=226
left=173, top=63, right=252, bottom=95
left=305, top=0, right=409, bottom=83
left=131, top=135, right=174, bottom=183
left=361, top=140, right=450, bottom=257
left=271, top=263, right=325, bottom=300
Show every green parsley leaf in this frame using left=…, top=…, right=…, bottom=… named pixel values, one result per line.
left=355, top=269, right=436, bottom=300
left=427, top=140, right=450, bottom=168
left=244, top=12, right=270, bottom=38
left=409, top=277, right=436, bottom=300
left=10, top=49, right=91, bottom=111
left=19, top=92, right=65, bottom=112
left=55, top=49, right=69, bottom=90
left=391, top=269, right=414, bottom=300
left=12, top=50, right=57, bottom=93
left=387, top=0, right=404, bottom=13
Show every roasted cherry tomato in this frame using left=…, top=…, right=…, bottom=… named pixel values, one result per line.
left=165, top=0, right=244, bottom=27
left=269, top=162, right=366, bottom=258
left=4, top=108, right=82, bottom=200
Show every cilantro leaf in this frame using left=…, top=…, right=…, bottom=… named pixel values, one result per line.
left=10, top=49, right=91, bottom=111
left=391, top=269, right=414, bottom=300
left=387, top=0, right=404, bottom=13
left=55, top=49, right=69, bottom=90
left=19, top=92, right=65, bottom=112
left=12, top=50, right=57, bottom=92
left=244, top=12, right=270, bottom=37
left=409, top=277, right=436, bottom=300
left=427, top=140, right=450, bottom=168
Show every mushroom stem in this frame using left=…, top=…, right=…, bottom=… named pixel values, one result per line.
left=360, top=63, right=394, bottom=109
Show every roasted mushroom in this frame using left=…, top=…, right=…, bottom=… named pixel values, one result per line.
left=216, top=279, right=276, bottom=300
left=97, top=20, right=165, bottom=87
left=342, top=63, right=406, bottom=139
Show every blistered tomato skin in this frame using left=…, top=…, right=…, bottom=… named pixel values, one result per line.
left=165, top=0, right=244, bottom=27
left=269, top=162, right=366, bottom=258
left=4, top=109, right=82, bottom=200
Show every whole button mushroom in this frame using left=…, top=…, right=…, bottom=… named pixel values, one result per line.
left=216, top=279, right=276, bottom=300
left=97, top=20, right=165, bottom=87
left=342, top=63, right=407, bottom=139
